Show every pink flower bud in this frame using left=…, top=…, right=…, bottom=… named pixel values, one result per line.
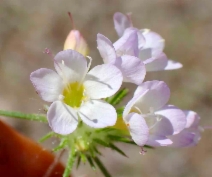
left=64, top=30, right=89, bottom=56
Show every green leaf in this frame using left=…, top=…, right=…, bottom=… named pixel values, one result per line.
left=39, top=132, right=54, bottom=143
left=93, top=138, right=109, bottom=147
left=109, top=143, right=128, bottom=157
left=0, top=110, right=47, bottom=122
left=86, top=155, right=96, bottom=170
left=52, top=138, right=68, bottom=152
left=94, top=157, right=111, bottom=177
left=107, top=135, right=136, bottom=145
left=105, top=88, right=129, bottom=106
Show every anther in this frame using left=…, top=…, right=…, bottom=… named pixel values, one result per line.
left=139, top=147, right=147, bottom=155
left=59, top=94, right=65, bottom=101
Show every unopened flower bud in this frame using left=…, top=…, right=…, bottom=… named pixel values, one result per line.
left=64, top=30, right=89, bottom=56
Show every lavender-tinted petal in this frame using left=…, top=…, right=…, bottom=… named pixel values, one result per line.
left=146, top=135, right=173, bottom=147
left=114, top=55, right=146, bottom=85
left=125, top=113, right=149, bottom=146
left=113, top=12, right=132, bottom=37
left=114, top=28, right=139, bottom=57
left=133, top=81, right=170, bottom=113
left=97, top=33, right=116, bottom=64
left=154, top=105, right=187, bottom=135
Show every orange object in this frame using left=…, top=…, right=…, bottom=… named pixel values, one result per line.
left=0, top=120, right=66, bottom=177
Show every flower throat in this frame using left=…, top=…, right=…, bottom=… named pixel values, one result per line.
left=63, top=82, right=84, bottom=108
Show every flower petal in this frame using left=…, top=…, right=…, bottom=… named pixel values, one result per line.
left=113, top=12, right=132, bottom=37
left=47, top=101, right=78, bottom=135
left=114, top=28, right=139, bottom=57
left=114, top=55, right=146, bottom=85
left=79, top=100, right=117, bottom=128
left=184, top=110, right=200, bottom=129
left=125, top=113, right=149, bottom=146
left=146, top=135, right=173, bottom=147
left=123, top=89, right=149, bottom=119
left=30, top=68, right=63, bottom=102
left=154, top=105, right=186, bottom=135
left=140, top=29, right=165, bottom=59
left=164, top=60, right=183, bottom=70
left=84, top=64, right=123, bottom=99
left=137, top=30, right=146, bottom=49
left=169, top=130, right=200, bottom=148
left=97, top=33, right=117, bottom=64
left=54, top=49, right=87, bottom=83
left=134, top=81, right=170, bottom=113
left=144, top=53, right=168, bottom=72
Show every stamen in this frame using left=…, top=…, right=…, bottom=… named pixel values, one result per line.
left=139, top=147, right=147, bottom=155
left=43, top=48, right=67, bottom=83
left=77, top=56, right=92, bottom=90
left=86, top=56, right=92, bottom=71
left=59, top=94, right=65, bottom=101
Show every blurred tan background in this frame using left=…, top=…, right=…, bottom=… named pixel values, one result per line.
left=1, top=0, right=212, bottom=176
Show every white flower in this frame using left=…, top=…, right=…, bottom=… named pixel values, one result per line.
left=30, top=49, right=123, bottom=135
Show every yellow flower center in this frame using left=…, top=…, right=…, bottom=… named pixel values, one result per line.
left=63, top=82, right=85, bottom=108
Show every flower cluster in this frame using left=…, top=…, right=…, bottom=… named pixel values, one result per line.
left=31, top=12, right=201, bottom=149
left=28, top=12, right=203, bottom=176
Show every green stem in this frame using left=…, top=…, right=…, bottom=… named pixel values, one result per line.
left=0, top=110, right=47, bottom=122
left=63, top=146, right=76, bottom=177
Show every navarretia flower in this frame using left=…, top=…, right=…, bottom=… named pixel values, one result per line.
left=97, top=28, right=146, bottom=85
left=169, top=110, right=201, bottom=147
left=123, top=80, right=187, bottom=147
left=30, top=49, right=123, bottom=135
left=113, top=12, right=183, bottom=71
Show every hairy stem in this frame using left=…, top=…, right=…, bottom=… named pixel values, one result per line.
left=63, top=146, right=76, bottom=177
